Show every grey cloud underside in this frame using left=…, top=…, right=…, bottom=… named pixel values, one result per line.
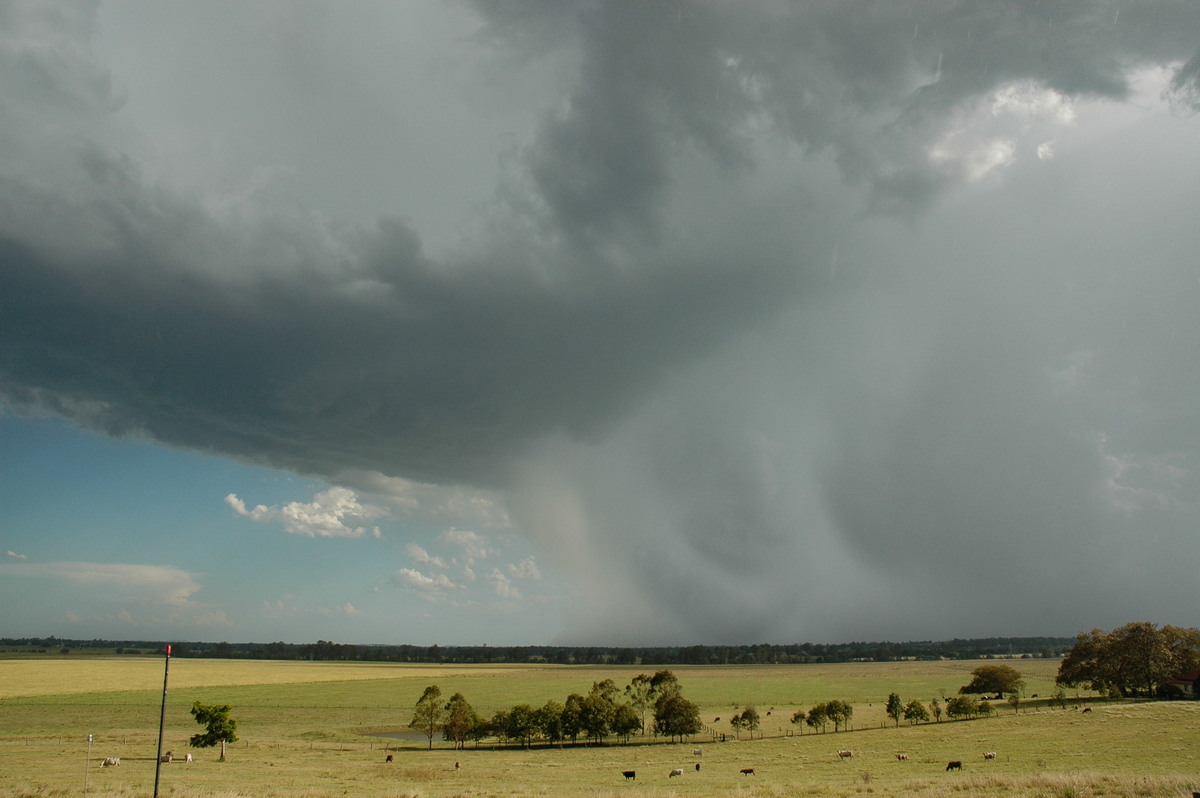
left=4, top=1, right=1200, bottom=643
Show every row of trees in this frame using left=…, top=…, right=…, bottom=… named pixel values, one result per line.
left=1055, top=622, right=1200, bottom=698
left=409, top=670, right=703, bottom=749
left=1, top=636, right=1078, bottom=664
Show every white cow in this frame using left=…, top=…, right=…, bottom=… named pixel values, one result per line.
left=983, top=752, right=997, bottom=760
left=692, top=747, right=703, bottom=756
left=668, top=768, right=684, bottom=778
left=185, top=753, right=193, bottom=763
left=101, top=756, right=120, bottom=767
left=837, top=749, right=853, bottom=759
left=896, top=753, right=909, bottom=761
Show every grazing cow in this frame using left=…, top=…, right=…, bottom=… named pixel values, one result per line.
left=946, top=761, right=963, bottom=771
left=740, top=768, right=756, bottom=775
left=895, top=753, right=909, bottom=761
left=1031, top=694, right=1039, bottom=698
left=692, top=747, right=703, bottom=756
left=101, top=757, right=120, bottom=767
left=160, top=752, right=172, bottom=764
left=837, top=750, right=853, bottom=760
left=622, top=770, right=636, bottom=780
left=385, top=754, right=393, bottom=763
left=669, top=768, right=684, bottom=778
left=455, top=761, right=461, bottom=770
left=185, top=753, right=193, bottom=763
left=695, top=762, right=701, bottom=771
left=983, top=752, right=996, bottom=760
left=1081, top=707, right=1092, bottom=713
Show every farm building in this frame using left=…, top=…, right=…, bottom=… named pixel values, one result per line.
left=1159, top=670, right=1200, bottom=699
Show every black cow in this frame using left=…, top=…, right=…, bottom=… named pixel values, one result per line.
left=622, top=770, right=636, bottom=780
left=946, top=761, right=963, bottom=771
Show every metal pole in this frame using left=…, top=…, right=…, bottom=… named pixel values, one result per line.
left=153, top=645, right=171, bottom=798
left=84, top=733, right=92, bottom=794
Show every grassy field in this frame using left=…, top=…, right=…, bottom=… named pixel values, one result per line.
left=1, top=656, right=1197, bottom=797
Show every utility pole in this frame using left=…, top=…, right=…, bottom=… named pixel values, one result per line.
left=83, top=733, right=93, bottom=794
left=153, top=644, right=171, bottom=798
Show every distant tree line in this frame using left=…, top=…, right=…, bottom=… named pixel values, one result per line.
left=0, top=636, right=1077, bottom=664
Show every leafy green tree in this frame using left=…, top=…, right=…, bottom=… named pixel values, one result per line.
left=536, top=700, right=565, bottom=746
left=1056, top=622, right=1200, bottom=698
left=903, top=699, right=930, bottom=725
left=654, top=693, right=701, bottom=742
left=409, top=685, right=445, bottom=750
left=490, top=709, right=510, bottom=745
left=443, top=692, right=480, bottom=749
left=945, top=695, right=978, bottom=720
left=189, top=701, right=238, bottom=761
left=960, top=664, right=1024, bottom=698
left=581, top=691, right=615, bottom=743
left=805, top=703, right=828, bottom=732
left=611, top=703, right=641, bottom=743
left=624, top=674, right=654, bottom=735
left=738, top=705, right=760, bottom=738
left=561, top=693, right=585, bottom=744
left=885, top=692, right=904, bottom=727
left=506, top=704, right=538, bottom=748
left=790, top=708, right=806, bottom=729
left=1006, top=692, right=1021, bottom=714
left=826, top=699, right=853, bottom=732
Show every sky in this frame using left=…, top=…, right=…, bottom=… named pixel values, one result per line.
left=2, top=1, right=1199, bottom=647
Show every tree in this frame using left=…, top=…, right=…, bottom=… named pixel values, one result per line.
left=885, top=692, right=904, bottom=727
left=960, top=664, right=1025, bottom=698
left=930, top=697, right=942, bottom=723
left=409, top=685, right=445, bottom=750
left=624, top=674, right=654, bottom=735
left=945, top=695, right=978, bottom=720
left=826, top=699, right=853, bottom=732
left=443, top=693, right=480, bottom=749
left=561, top=693, right=585, bottom=745
left=737, top=706, right=760, bottom=738
left=1057, top=622, right=1200, bottom=698
left=611, top=703, right=642, bottom=743
left=189, top=701, right=238, bottom=761
left=536, top=700, right=565, bottom=746
left=653, top=693, right=701, bottom=742
left=505, top=704, right=538, bottom=748
left=805, top=703, right=828, bottom=733
left=790, top=708, right=806, bottom=729
left=903, top=699, right=930, bottom=725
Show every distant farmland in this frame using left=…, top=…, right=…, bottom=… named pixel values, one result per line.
left=2, top=656, right=1196, bottom=797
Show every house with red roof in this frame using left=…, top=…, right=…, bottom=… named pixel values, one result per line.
left=1160, top=670, right=1200, bottom=699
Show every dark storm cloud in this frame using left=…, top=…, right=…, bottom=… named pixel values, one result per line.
left=3, top=1, right=1200, bottom=643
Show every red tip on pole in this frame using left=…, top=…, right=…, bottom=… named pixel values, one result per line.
left=166, top=645, right=171, bottom=655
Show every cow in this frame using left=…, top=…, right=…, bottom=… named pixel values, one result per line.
left=896, top=753, right=909, bottom=761
left=385, top=754, right=393, bottom=763
left=837, top=749, right=853, bottom=760
left=692, top=747, right=703, bottom=756
left=740, top=768, right=756, bottom=775
left=185, top=753, right=193, bottom=763
left=946, top=761, right=963, bottom=771
left=101, top=757, right=120, bottom=767
left=668, top=768, right=684, bottom=778
left=621, top=770, right=636, bottom=780
left=1081, top=707, right=1092, bottom=713
left=695, top=762, right=701, bottom=771
left=160, top=752, right=172, bottom=764
left=983, top=752, right=997, bottom=760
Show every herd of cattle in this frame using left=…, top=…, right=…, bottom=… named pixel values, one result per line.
left=613, top=749, right=1002, bottom=779
left=98, top=751, right=193, bottom=767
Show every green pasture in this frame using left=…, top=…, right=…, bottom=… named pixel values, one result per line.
left=1, top=656, right=1196, bottom=797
